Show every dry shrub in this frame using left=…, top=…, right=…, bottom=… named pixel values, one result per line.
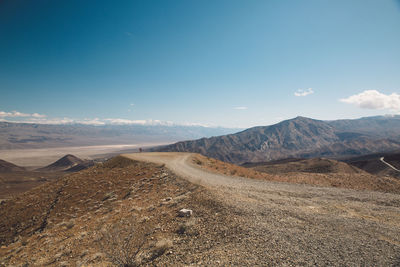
left=99, top=218, right=150, bottom=267
left=150, top=239, right=173, bottom=260
left=176, top=218, right=197, bottom=236
left=194, top=159, right=202, bottom=165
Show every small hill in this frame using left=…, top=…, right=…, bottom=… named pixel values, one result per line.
left=244, top=158, right=365, bottom=175
left=37, top=154, right=92, bottom=172
left=0, top=159, right=25, bottom=172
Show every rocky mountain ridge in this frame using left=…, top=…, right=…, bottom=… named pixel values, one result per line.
left=155, top=116, right=400, bottom=164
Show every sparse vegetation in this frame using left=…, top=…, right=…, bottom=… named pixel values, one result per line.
left=103, top=156, right=139, bottom=169
left=0, top=156, right=201, bottom=266
left=2, top=153, right=400, bottom=266
left=150, top=238, right=173, bottom=260
left=99, top=219, right=150, bottom=267
left=176, top=218, right=197, bottom=236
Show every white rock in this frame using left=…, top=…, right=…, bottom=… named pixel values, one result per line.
left=178, top=209, right=193, bottom=217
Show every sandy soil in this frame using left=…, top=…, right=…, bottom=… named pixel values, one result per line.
left=1, top=153, right=400, bottom=266
left=124, top=152, right=400, bottom=266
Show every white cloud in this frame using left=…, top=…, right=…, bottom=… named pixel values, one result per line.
left=234, top=106, right=248, bottom=110
left=0, top=111, right=220, bottom=128
left=104, top=118, right=146, bottom=125
left=180, top=122, right=211, bottom=127
left=0, top=110, right=46, bottom=118
left=294, top=88, right=314, bottom=97
left=76, top=118, right=105, bottom=126
left=130, top=103, right=135, bottom=106
left=340, top=90, right=400, bottom=112
left=103, top=118, right=173, bottom=126
left=32, top=113, right=46, bottom=118
left=7, top=117, right=75, bottom=125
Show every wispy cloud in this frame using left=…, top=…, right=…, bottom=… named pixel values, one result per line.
left=77, top=118, right=105, bottom=126
left=0, top=110, right=221, bottom=127
left=294, top=88, right=314, bottom=97
left=234, top=106, right=248, bottom=110
left=31, top=113, right=46, bottom=118
left=130, top=103, right=135, bottom=106
left=0, top=110, right=46, bottom=118
left=6, top=117, right=75, bottom=125
left=104, top=118, right=146, bottom=125
left=340, top=90, right=400, bottom=112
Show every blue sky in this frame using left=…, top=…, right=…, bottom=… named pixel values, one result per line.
left=0, top=0, right=399, bottom=128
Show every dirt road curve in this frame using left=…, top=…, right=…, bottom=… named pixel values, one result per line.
left=381, top=157, right=400, bottom=173
left=124, top=152, right=400, bottom=266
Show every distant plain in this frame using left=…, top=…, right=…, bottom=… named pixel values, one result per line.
left=0, top=143, right=166, bottom=167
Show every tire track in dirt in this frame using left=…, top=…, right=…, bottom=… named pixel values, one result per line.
left=124, top=152, right=400, bottom=266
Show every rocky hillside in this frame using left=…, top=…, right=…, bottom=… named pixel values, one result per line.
left=327, top=115, right=400, bottom=138
left=0, top=157, right=235, bottom=266
left=1, top=154, right=400, bottom=266
left=155, top=116, right=400, bottom=164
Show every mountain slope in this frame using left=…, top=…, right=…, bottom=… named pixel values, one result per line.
left=328, top=115, right=400, bottom=138
left=0, top=159, right=25, bottom=172
left=154, top=116, right=400, bottom=164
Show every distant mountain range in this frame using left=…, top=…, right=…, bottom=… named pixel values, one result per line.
left=154, top=115, right=400, bottom=164
left=0, top=122, right=240, bottom=149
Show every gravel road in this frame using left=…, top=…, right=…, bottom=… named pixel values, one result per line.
left=124, top=152, right=400, bottom=266
left=381, top=157, right=400, bottom=173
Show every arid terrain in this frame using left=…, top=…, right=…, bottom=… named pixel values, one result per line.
left=2, top=152, right=399, bottom=266
left=2, top=0, right=399, bottom=265
left=0, top=155, right=95, bottom=200
left=191, top=154, right=400, bottom=194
